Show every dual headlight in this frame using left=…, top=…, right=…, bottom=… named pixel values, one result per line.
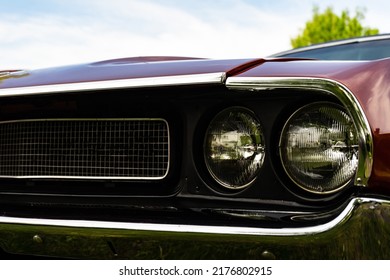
left=204, top=108, right=265, bottom=190
left=204, top=103, right=359, bottom=195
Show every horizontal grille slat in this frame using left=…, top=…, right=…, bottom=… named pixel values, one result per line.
left=0, top=119, right=169, bottom=179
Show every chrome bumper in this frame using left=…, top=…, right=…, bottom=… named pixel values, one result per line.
left=0, top=197, right=389, bottom=259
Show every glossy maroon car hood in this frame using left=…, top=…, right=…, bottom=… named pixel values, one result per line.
left=0, top=57, right=265, bottom=89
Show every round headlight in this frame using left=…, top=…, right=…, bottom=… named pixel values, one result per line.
left=280, top=102, right=359, bottom=194
left=204, top=108, right=265, bottom=189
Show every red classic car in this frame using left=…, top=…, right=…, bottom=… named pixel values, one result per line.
left=0, top=36, right=390, bottom=259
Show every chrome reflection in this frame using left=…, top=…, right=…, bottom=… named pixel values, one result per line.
left=204, top=108, right=265, bottom=189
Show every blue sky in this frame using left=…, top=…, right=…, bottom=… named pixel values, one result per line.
left=1, top=0, right=389, bottom=69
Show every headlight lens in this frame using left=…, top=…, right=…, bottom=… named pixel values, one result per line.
left=204, top=108, right=265, bottom=189
left=280, top=102, right=359, bottom=194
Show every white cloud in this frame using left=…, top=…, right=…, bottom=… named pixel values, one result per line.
left=0, top=0, right=304, bottom=69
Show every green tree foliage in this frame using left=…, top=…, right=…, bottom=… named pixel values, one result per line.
left=291, top=6, right=379, bottom=48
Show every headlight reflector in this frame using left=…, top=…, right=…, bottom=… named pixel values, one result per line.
left=204, top=108, right=265, bottom=189
left=280, top=102, right=359, bottom=194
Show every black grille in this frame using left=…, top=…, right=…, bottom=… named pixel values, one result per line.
left=0, top=119, right=169, bottom=179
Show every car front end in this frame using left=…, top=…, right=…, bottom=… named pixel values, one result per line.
left=0, top=57, right=389, bottom=259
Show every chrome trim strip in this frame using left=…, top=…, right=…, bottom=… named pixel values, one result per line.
left=0, top=197, right=378, bottom=237
left=225, top=76, right=373, bottom=187
left=0, top=118, right=170, bottom=180
left=0, top=72, right=226, bottom=97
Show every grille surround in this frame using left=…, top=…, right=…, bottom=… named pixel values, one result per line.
left=0, top=118, right=170, bottom=180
